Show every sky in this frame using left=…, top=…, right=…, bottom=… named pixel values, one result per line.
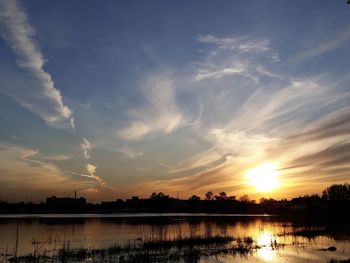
left=0, top=0, right=350, bottom=202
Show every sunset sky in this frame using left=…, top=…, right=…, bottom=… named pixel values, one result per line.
left=0, top=0, right=350, bottom=202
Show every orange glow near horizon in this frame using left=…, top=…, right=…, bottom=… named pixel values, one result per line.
left=246, top=163, right=280, bottom=193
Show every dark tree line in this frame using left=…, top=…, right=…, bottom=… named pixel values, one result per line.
left=322, top=183, right=350, bottom=201
left=147, top=184, right=350, bottom=205
left=191, top=191, right=249, bottom=202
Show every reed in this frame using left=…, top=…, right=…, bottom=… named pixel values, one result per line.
left=7, top=234, right=257, bottom=263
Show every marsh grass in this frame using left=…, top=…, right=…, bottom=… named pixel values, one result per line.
left=4, top=225, right=339, bottom=263
left=279, top=225, right=350, bottom=240
left=6, top=235, right=261, bottom=263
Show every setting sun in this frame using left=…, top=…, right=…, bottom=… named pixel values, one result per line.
left=246, top=163, right=280, bottom=192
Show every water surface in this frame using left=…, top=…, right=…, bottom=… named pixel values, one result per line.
left=0, top=214, right=349, bottom=262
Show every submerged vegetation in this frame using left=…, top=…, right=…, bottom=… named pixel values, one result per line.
left=5, top=235, right=258, bottom=263
left=279, top=224, right=350, bottom=240
left=0, top=217, right=348, bottom=263
left=2, top=231, right=340, bottom=263
left=1, top=188, right=349, bottom=263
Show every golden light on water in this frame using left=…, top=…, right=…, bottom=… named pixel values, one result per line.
left=246, top=163, right=280, bottom=193
left=256, top=231, right=276, bottom=261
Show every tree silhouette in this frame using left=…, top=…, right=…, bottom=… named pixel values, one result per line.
left=150, top=192, right=157, bottom=199
left=239, top=195, right=250, bottom=203
left=205, top=191, right=214, bottom=200
left=322, top=183, right=350, bottom=201
left=260, top=197, right=276, bottom=204
left=150, top=192, right=169, bottom=199
left=189, top=195, right=201, bottom=200
left=215, top=192, right=227, bottom=200
left=228, top=195, right=236, bottom=201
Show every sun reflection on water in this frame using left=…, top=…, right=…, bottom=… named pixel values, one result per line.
left=256, top=231, right=276, bottom=261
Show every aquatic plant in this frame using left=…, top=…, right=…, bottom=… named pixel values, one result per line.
left=7, top=234, right=256, bottom=263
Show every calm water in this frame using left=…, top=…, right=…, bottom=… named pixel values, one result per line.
left=0, top=214, right=349, bottom=262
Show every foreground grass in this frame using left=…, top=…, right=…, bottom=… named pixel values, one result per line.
left=6, top=235, right=258, bottom=263
left=280, top=225, right=350, bottom=240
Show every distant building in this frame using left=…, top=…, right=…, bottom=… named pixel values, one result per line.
left=131, top=196, right=139, bottom=201
left=46, top=196, right=86, bottom=209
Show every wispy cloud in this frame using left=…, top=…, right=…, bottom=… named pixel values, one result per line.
left=129, top=34, right=350, bottom=199
left=82, top=163, right=111, bottom=189
left=130, top=160, right=240, bottom=199
left=77, top=137, right=114, bottom=190
left=193, top=35, right=279, bottom=83
left=118, top=75, right=183, bottom=140
left=297, top=25, right=350, bottom=60
left=80, top=137, right=92, bottom=159
left=118, top=147, right=143, bottom=160
left=0, top=1, right=114, bottom=199
left=197, top=35, right=271, bottom=53
left=194, top=62, right=247, bottom=81
left=0, top=144, right=84, bottom=201
left=208, top=129, right=277, bottom=160
left=118, top=122, right=151, bottom=140
left=70, top=117, right=75, bottom=130
left=160, top=147, right=226, bottom=175
left=0, top=0, right=73, bottom=126
left=227, top=80, right=326, bottom=132
left=64, top=162, right=114, bottom=190
left=86, top=163, right=97, bottom=176
left=42, top=154, right=70, bottom=161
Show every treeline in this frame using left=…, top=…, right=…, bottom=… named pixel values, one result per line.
left=154, top=183, right=350, bottom=204
left=0, top=183, right=349, bottom=218
left=144, top=184, right=349, bottom=217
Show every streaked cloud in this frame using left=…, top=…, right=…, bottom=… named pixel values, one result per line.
left=193, top=35, right=279, bottom=83
left=0, top=0, right=73, bottom=126
left=0, top=144, right=83, bottom=201
left=297, top=25, right=350, bottom=60
left=42, top=154, right=70, bottom=161
left=208, top=129, right=277, bottom=160
left=80, top=137, right=92, bottom=159
left=127, top=35, right=350, bottom=200
left=161, top=147, right=226, bottom=175
left=0, top=1, right=349, bottom=201
left=77, top=137, right=114, bottom=191
left=86, top=163, right=97, bottom=176
left=118, top=75, right=183, bottom=140
left=118, top=122, right=151, bottom=140
left=197, top=35, right=271, bottom=53
left=82, top=163, right=114, bottom=190
left=194, top=62, right=247, bottom=81
left=118, top=147, right=143, bottom=160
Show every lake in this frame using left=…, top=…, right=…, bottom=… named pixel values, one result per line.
left=0, top=214, right=349, bottom=262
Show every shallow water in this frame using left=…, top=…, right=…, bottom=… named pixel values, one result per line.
left=0, top=214, right=349, bottom=262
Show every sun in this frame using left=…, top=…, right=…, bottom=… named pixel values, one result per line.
left=246, top=163, right=280, bottom=192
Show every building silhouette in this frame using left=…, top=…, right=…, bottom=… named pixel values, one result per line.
left=46, top=196, right=86, bottom=211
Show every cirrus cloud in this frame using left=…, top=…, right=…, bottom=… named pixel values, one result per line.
left=0, top=0, right=73, bottom=127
